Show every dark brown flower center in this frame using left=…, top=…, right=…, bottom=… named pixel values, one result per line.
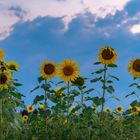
left=0, top=75, right=8, bottom=84
left=44, top=64, right=55, bottom=75
left=63, top=66, right=74, bottom=76
left=106, top=109, right=110, bottom=112
left=101, top=48, right=114, bottom=60
left=133, top=59, right=140, bottom=72
left=132, top=107, right=137, bottom=112
left=72, top=77, right=84, bottom=86
left=29, top=107, right=33, bottom=110
left=117, top=107, right=122, bottom=111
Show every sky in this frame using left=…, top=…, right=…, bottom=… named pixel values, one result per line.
left=1, top=0, right=140, bottom=110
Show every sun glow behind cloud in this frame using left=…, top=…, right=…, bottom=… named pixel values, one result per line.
left=0, top=0, right=131, bottom=40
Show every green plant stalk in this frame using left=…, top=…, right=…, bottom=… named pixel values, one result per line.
left=81, top=89, right=84, bottom=106
left=101, top=64, right=107, bottom=114
left=0, top=99, right=3, bottom=139
left=44, top=79, right=47, bottom=109
left=67, top=81, right=70, bottom=116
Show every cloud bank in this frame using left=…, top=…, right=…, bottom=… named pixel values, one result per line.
left=0, top=0, right=130, bottom=40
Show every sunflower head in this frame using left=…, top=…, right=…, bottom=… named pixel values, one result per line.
left=105, top=107, right=111, bottom=113
left=0, top=73, right=11, bottom=90
left=129, top=106, right=139, bottom=116
left=71, top=76, right=85, bottom=87
left=22, top=115, right=29, bottom=122
left=39, top=104, right=44, bottom=110
left=0, top=49, right=5, bottom=60
left=98, top=46, right=117, bottom=64
left=27, top=105, right=34, bottom=113
left=58, top=59, right=80, bottom=82
left=128, top=58, right=140, bottom=77
left=116, top=106, right=123, bottom=113
left=7, top=61, right=19, bottom=72
left=40, top=61, right=57, bottom=79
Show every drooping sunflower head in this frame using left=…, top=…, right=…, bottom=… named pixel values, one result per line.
left=128, top=59, right=140, bottom=77
left=0, top=49, right=5, bottom=60
left=7, top=61, right=19, bottom=72
left=58, top=59, right=80, bottom=82
left=116, top=106, right=123, bottom=113
left=0, top=73, right=11, bottom=90
left=105, top=107, right=111, bottom=113
left=129, top=106, right=139, bottom=116
left=40, top=61, right=57, bottom=79
left=98, top=46, right=117, bottom=64
left=71, top=76, right=85, bottom=87
left=27, top=105, right=34, bottom=113
left=22, top=115, right=29, bottom=122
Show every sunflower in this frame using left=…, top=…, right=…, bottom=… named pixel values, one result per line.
left=0, top=73, right=11, bottom=90
left=39, top=104, right=44, bottom=110
left=7, top=61, right=19, bottom=72
left=105, top=107, right=111, bottom=113
left=129, top=106, right=139, bottom=116
left=128, top=59, right=140, bottom=77
left=98, top=46, right=117, bottom=64
left=22, top=115, right=29, bottom=122
left=27, top=105, right=34, bottom=113
left=40, top=61, right=57, bottom=79
left=58, top=59, right=80, bottom=82
left=116, top=106, right=123, bottom=113
left=0, top=49, right=5, bottom=60
left=71, top=76, right=85, bottom=87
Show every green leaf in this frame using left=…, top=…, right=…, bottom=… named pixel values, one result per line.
left=93, top=62, right=101, bottom=65
left=90, top=77, right=102, bottom=83
left=106, top=85, right=115, bottom=94
left=107, top=64, right=117, bottom=68
left=130, top=100, right=138, bottom=106
left=112, top=95, right=121, bottom=101
left=37, top=76, right=45, bottom=83
left=107, top=80, right=113, bottom=83
left=125, top=91, right=136, bottom=98
left=30, top=86, right=40, bottom=93
left=109, top=75, right=119, bottom=81
left=14, top=83, right=22, bottom=87
left=129, top=83, right=138, bottom=87
left=95, top=69, right=107, bottom=74
left=84, top=88, right=95, bottom=94
left=33, top=95, right=44, bottom=104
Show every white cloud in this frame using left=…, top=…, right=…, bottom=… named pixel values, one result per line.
left=0, top=0, right=130, bottom=40
left=130, top=24, right=140, bottom=34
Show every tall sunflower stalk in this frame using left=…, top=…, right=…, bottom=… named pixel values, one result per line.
left=101, top=64, right=107, bottom=113
left=58, top=59, right=80, bottom=116
left=126, top=58, right=140, bottom=104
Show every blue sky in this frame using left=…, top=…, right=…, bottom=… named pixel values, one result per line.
left=1, top=0, right=140, bottom=110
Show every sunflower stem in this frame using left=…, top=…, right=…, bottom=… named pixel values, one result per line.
left=67, top=81, right=70, bottom=116
left=44, top=79, right=47, bottom=109
left=101, top=64, right=107, bottom=114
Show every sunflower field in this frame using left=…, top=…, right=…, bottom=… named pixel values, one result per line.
left=1, top=47, right=140, bottom=140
